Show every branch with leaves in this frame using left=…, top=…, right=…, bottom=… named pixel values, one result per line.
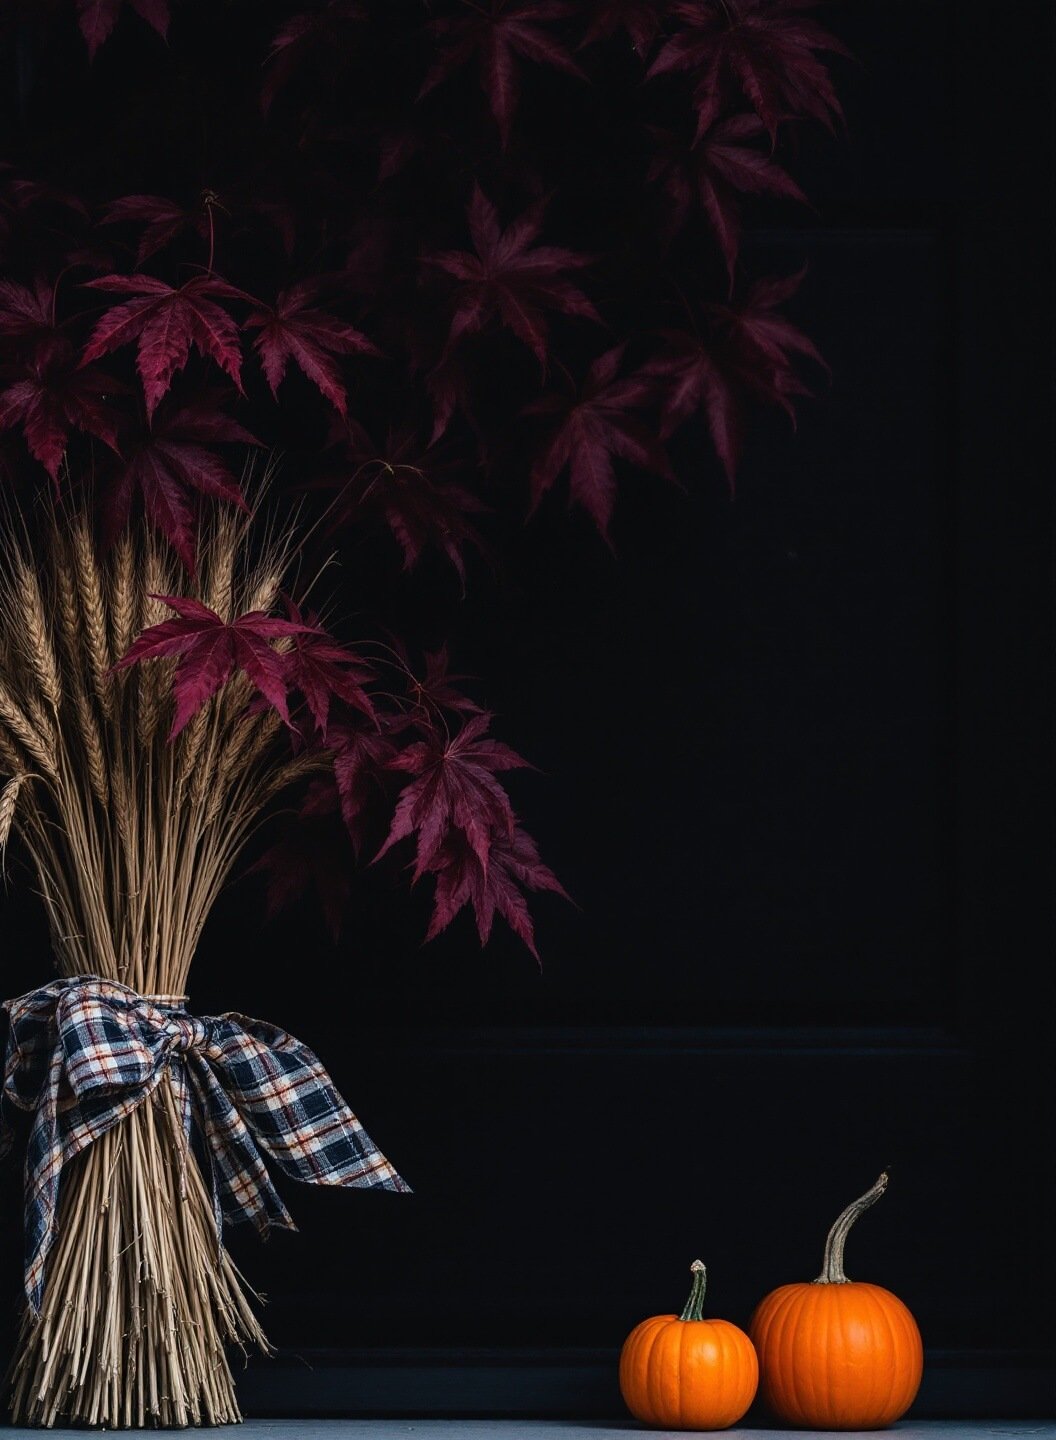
left=0, top=0, right=843, bottom=949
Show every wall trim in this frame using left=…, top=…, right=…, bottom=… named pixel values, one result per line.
left=363, top=1025, right=970, bottom=1059
left=237, top=1348, right=1054, bottom=1420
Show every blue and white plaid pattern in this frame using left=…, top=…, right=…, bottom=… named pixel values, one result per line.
left=1, top=976, right=410, bottom=1313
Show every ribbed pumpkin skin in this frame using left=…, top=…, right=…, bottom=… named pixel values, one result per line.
left=750, top=1281, right=923, bottom=1430
left=619, top=1313, right=759, bottom=1430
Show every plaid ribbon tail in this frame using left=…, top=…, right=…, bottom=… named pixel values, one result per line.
left=202, top=1013, right=412, bottom=1204
left=1, top=977, right=410, bottom=1313
left=187, top=1058, right=296, bottom=1238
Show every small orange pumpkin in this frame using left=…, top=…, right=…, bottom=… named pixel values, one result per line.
left=620, top=1260, right=759, bottom=1430
left=750, top=1172, right=923, bottom=1430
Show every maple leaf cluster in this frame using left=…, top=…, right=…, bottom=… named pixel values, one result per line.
left=0, top=0, right=844, bottom=953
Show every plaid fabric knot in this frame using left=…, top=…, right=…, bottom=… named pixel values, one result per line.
left=1, top=976, right=410, bottom=1313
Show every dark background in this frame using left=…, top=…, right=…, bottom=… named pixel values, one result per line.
left=0, top=0, right=1053, bottom=1420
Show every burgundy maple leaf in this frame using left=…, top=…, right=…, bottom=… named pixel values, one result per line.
left=0, top=336, right=121, bottom=481
left=580, top=0, right=666, bottom=55
left=527, top=344, right=672, bottom=539
left=719, top=269, right=827, bottom=413
left=99, top=192, right=227, bottom=266
left=376, top=712, right=530, bottom=880
left=419, top=1, right=587, bottom=150
left=250, top=777, right=353, bottom=941
left=102, top=395, right=257, bottom=570
left=647, top=0, right=847, bottom=142
left=81, top=273, right=250, bottom=419
left=647, top=116, right=807, bottom=277
left=0, top=278, right=56, bottom=342
left=424, top=823, right=567, bottom=958
left=643, top=272, right=826, bottom=484
left=423, top=185, right=599, bottom=375
left=407, top=645, right=484, bottom=719
left=280, top=599, right=376, bottom=737
left=642, top=328, right=742, bottom=481
left=321, top=421, right=489, bottom=582
left=76, top=0, right=170, bottom=61
left=112, top=594, right=317, bottom=738
left=330, top=721, right=398, bottom=856
left=262, top=2, right=369, bottom=114
left=245, top=281, right=378, bottom=417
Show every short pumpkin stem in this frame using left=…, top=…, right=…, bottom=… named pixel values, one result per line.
left=679, top=1260, right=708, bottom=1320
left=814, top=1171, right=889, bottom=1284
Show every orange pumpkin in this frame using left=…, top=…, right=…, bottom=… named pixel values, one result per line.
left=750, top=1172, right=923, bottom=1430
left=620, top=1260, right=759, bottom=1430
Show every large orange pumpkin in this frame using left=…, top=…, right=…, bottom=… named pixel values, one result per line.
left=750, top=1172, right=923, bottom=1430
left=620, top=1260, right=759, bottom=1430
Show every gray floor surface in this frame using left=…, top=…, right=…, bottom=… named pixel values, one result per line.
left=4, top=1423, right=1053, bottom=1438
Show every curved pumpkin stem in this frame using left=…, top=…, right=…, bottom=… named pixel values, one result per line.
left=814, top=1171, right=889, bottom=1284
left=679, top=1260, right=708, bottom=1320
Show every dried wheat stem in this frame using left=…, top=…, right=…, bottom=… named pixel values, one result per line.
left=0, top=771, right=27, bottom=849
left=71, top=519, right=113, bottom=718
left=14, top=562, right=62, bottom=712
left=136, top=544, right=176, bottom=748
left=0, top=729, right=20, bottom=773
left=70, top=677, right=109, bottom=809
left=0, top=681, right=57, bottom=776
left=109, top=529, right=138, bottom=666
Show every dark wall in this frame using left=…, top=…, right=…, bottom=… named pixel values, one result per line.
left=0, top=0, right=1053, bottom=1420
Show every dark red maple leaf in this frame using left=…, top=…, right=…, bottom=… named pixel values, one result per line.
left=423, top=351, right=477, bottom=444
left=280, top=599, right=376, bottom=737
left=719, top=268, right=827, bottom=414
left=0, top=337, right=121, bottom=481
left=424, top=823, right=567, bottom=958
left=642, top=328, right=741, bottom=481
left=249, top=777, right=353, bottom=941
left=647, top=116, right=806, bottom=277
left=419, top=1, right=587, bottom=150
left=424, top=185, right=599, bottom=375
left=376, top=711, right=529, bottom=881
left=580, top=0, right=666, bottom=55
left=526, top=345, right=672, bottom=539
left=377, top=119, right=431, bottom=184
left=0, top=171, right=88, bottom=228
left=407, top=645, right=484, bottom=719
left=0, top=278, right=56, bottom=341
left=81, top=273, right=249, bottom=419
left=261, top=2, right=368, bottom=114
left=99, top=192, right=228, bottom=266
left=643, top=272, right=826, bottom=484
left=245, top=281, right=378, bottom=417
left=76, top=0, right=170, bottom=61
left=330, top=720, right=398, bottom=855
left=647, top=0, right=847, bottom=142
left=321, top=421, right=489, bottom=582
left=0, top=177, right=94, bottom=277
left=101, top=395, right=257, bottom=570
left=112, top=593, right=317, bottom=738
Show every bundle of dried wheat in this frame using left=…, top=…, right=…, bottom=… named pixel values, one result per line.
left=0, top=500, right=327, bottom=1427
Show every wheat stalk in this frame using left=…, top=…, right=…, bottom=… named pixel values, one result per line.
left=70, top=674, right=109, bottom=809
left=109, top=529, right=137, bottom=665
left=0, top=771, right=26, bottom=850
left=13, top=561, right=62, bottom=712
left=0, top=680, right=57, bottom=776
left=136, top=540, right=176, bottom=748
left=0, top=729, right=20, bottom=774
left=71, top=517, right=113, bottom=719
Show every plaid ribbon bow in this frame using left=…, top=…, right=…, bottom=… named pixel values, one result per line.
left=0, top=976, right=410, bottom=1313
